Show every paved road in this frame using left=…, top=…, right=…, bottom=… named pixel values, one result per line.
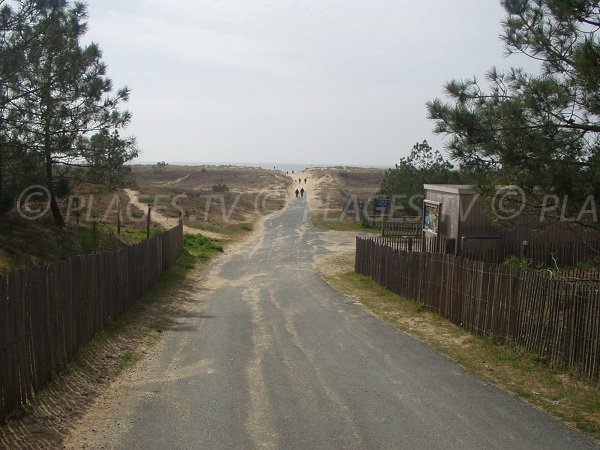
left=80, top=196, right=598, bottom=450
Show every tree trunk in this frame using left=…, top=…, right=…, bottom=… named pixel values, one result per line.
left=44, top=124, right=64, bottom=227
left=0, top=117, right=5, bottom=205
left=0, top=139, right=4, bottom=197
left=49, top=191, right=64, bottom=226
left=46, top=157, right=64, bottom=226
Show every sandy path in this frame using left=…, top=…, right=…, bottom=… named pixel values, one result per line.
left=124, top=189, right=228, bottom=240
left=289, top=169, right=346, bottom=223
left=289, top=170, right=322, bottom=212
left=162, top=173, right=191, bottom=186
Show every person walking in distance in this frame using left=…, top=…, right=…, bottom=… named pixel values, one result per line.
left=295, top=188, right=299, bottom=198
left=304, top=177, right=307, bottom=184
left=300, top=187, right=305, bottom=198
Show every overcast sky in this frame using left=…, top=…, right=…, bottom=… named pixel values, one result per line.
left=83, top=0, right=535, bottom=167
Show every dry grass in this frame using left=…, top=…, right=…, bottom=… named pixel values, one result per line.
left=132, top=164, right=290, bottom=193
left=0, top=165, right=291, bottom=272
left=303, top=167, right=383, bottom=232
left=306, top=167, right=384, bottom=210
left=131, top=165, right=291, bottom=228
left=317, top=251, right=600, bottom=440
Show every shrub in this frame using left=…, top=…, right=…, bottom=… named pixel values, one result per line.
left=211, top=183, right=229, bottom=193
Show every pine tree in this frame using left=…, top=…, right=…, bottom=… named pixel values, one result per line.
left=379, top=140, right=460, bottom=215
left=427, top=0, right=600, bottom=227
left=2, top=1, right=137, bottom=225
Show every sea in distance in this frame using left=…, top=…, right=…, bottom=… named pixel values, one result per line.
left=132, top=161, right=390, bottom=174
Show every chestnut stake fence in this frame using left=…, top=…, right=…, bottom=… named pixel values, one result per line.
left=355, top=236, right=600, bottom=381
left=0, top=223, right=183, bottom=422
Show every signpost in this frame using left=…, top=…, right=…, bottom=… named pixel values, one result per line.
left=423, top=200, right=442, bottom=252
left=423, top=200, right=441, bottom=235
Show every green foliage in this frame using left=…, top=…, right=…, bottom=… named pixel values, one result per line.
left=0, top=1, right=137, bottom=225
left=414, top=302, right=426, bottom=313
left=152, top=161, right=168, bottom=174
left=183, top=234, right=224, bottom=261
left=503, top=255, right=532, bottom=269
left=83, top=130, right=138, bottom=186
left=379, top=140, right=470, bottom=214
left=119, top=227, right=162, bottom=242
left=211, top=183, right=229, bottom=193
left=0, top=220, right=128, bottom=273
left=55, top=178, right=70, bottom=198
left=184, top=221, right=253, bottom=236
left=576, top=255, right=600, bottom=269
left=427, top=1, right=600, bottom=227
left=0, top=191, right=13, bottom=214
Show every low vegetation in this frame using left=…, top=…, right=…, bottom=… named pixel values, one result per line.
left=311, top=213, right=372, bottom=232
left=379, top=140, right=483, bottom=215
left=183, top=233, right=224, bottom=261
left=305, top=167, right=384, bottom=232
left=0, top=164, right=288, bottom=274
left=185, top=221, right=255, bottom=237
left=0, top=216, right=155, bottom=274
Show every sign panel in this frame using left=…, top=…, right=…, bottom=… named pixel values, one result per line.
left=373, top=196, right=390, bottom=215
left=423, top=200, right=441, bottom=235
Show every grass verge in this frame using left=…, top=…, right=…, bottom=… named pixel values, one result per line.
left=117, top=225, right=163, bottom=242
left=311, top=209, right=378, bottom=232
left=100, top=233, right=223, bottom=340
left=317, top=252, right=600, bottom=440
left=184, top=220, right=254, bottom=236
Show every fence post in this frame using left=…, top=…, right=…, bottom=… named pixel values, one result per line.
left=117, top=198, right=121, bottom=235
left=520, top=240, right=528, bottom=259
left=92, top=220, right=97, bottom=253
left=72, top=196, right=80, bottom=224
left=146, top=205, right=152, bottom=240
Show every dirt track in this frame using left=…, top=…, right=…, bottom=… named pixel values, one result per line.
left=124, top=189, right=228, bottom=240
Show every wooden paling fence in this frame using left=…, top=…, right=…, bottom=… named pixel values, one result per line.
left=361, top=216, right=422, bottom=237
left=461, top=237, right=600, bottom=267
left=370, top=235, right=455, bottom=255
left=356, top=236, right=600, bottom=380
left=361, top=215, right=386, bottom=229
left=382, top=218, right=421, bottom=237
left=0, top=223, right=183, bottom=422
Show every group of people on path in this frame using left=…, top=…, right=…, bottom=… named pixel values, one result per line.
left=293, top=174, right=307, bottom=198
